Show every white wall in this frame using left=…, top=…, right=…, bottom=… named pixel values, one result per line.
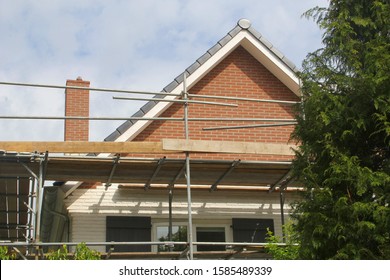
left=65, top=185, right=300, bottom=252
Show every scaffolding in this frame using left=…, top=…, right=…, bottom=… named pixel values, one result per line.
left=0, top=78, right=299, bottom=259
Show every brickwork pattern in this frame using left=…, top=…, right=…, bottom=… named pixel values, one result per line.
left=64, top=78, right=90, bottom=141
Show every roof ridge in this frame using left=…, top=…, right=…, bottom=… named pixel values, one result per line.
left=104, top=19, right=297, bottom=142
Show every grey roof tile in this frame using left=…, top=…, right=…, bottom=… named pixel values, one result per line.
left=186, top=61, right=201, bottom=75
left=218, top=34, right=232, bottom=46
left=104, top=130, right=121, bottom=142
left=163, top=80, right=179, bottom=92
left=196, top=52, right=212, bottom=65
left=116, top=120, right=133, bottom=134
left=228, top=25, right=241, bottom=37
left=259, top=36, right=273, bottom=49
left=141, top=100, right=157, bottom=114
left=207, top=43, right=222, bottom=56
left=132, top=110, right=146, bottom=118
left=174, top=72, right=185, bottom=84
left=281, top=56, right=297, bottom=72
left=247, top=27, right=262, bottom=40
left=270, top=46, right=284, bottom=60
left=255, top=31, right=298, bottom=71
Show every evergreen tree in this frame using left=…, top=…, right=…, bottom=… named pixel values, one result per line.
left=292, top=0, right=390, bottom=259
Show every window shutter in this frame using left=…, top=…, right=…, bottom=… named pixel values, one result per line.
left=232, top=218, right=274, bottom=243
left=106, top=216, right=151, bottom=252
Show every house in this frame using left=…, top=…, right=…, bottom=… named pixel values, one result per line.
left=1, top=19, right=301, bottom=259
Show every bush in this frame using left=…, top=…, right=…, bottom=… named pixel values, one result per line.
left=0, top=246, right=15, bottom=260
left=47, top=244, right=69, bottom=260
left=47, top=243, right=100, bottom=260
left=74, top=243, right=101, bottom=260
left=265, top=223, right=299, bottom=260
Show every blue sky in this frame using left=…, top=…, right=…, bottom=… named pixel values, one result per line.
left=0, top=0, right=328, bottom=141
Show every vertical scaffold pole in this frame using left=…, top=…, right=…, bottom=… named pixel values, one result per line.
left=168, top=188, right=173, bottom=252
left=183, top=73, right=194, bottom=260
left=35, top=160, right=44, bottom=243
left=280, top=188, right=286, bottom=243
left=27, top=178, right=35, bottom=242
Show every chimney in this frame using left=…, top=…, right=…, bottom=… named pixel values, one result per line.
left=64, top=77, right=90, bottom=141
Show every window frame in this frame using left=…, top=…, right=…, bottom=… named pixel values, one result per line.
left=152, top=222, right=188, bottom=253
left=152, top=221, right=233, bottom=252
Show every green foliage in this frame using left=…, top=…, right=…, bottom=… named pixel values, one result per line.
left=0, top=246, right=15, bottom=260
left=47, top=244, right=69, bottom=260
left=47, top=243, right=101, bottom=260
left=293, top=0, right=390, bottom=259
left=74, top=243, right=101, bottom=260
left=265, top=223, right=299, bottom=260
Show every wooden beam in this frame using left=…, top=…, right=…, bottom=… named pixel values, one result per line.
left=0, top=141, right=173, bottom=154
left=0, top=139, right=297, bottom=155
left=162, top=139, right=296, bottom=155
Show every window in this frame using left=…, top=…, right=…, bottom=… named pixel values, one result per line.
left=232, top=218, right=274, bottom=243
left=196, top=227, right=226, bottom=251
left=106, top=216, right=151, bottom=252
left=156, top=225, right=187, bottom=252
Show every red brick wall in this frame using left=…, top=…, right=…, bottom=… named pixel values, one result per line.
left=64, top=77, right=90, bottom=141
left=130, top=46, right=299, bottom=161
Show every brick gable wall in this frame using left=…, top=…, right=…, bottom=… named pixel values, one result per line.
left=129, top=46, right=299, bottom=161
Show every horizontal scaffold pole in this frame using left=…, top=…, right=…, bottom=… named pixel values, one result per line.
left=203, top=122, right=298, bottom=131
left=188, top=93, right=300, bottom=104
left=0, top=241, right=290, bottom=247
left=113, top=96, right=238, bottom=107
left=0, top=81, right=300, bottom=104
left=0, top=81, right=181, bottom=96
left=0, top=116, right=297, bottom=122
left=0, top=116, right=184, bottom=121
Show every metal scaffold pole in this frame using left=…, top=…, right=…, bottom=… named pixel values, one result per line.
left=183, top=73, right=194, bottom=260
left=27, top=178, right=35, bottom=242
left=35, top=159, right=43, bottom=242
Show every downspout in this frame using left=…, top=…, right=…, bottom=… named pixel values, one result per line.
left=46, top=209, right=68, bottom=222
left=45, top=209, right=69, bottom=242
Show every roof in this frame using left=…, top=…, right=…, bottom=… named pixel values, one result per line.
left=105, top=18, right=300, bottom=142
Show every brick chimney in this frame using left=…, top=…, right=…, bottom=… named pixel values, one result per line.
left=64, top=77, right=90, bottom=141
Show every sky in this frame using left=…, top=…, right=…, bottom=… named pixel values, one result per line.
left=0, top=0, right=328, bottom=141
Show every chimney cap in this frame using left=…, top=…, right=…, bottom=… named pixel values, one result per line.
left=76, top=76, right=83, bottom=81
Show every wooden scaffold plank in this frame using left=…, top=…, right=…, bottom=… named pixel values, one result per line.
left=162, top=139, right=296, bottom=155
left=0, top=139, right=297, bottom=155
left=0, top=141, right=171, bottom=154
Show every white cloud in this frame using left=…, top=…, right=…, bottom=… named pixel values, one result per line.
left=0, top=0, right=327, bottom=141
